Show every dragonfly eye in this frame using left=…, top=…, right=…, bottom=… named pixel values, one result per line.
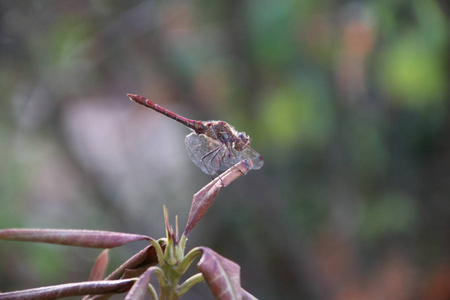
left=238, top=132, right=250, bottom=145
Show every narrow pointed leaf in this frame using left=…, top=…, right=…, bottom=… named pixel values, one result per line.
left=105, top=244, right=162, bottom=280
left=83, top=245, right=163, bottom=300
left=197, top=247, right=242, bottom=300
left=82, top=294, right=111, bottom=300
left=120, top=265, right=151, bottom=279
left=241, top=288, right=258, bottom=300
left=184, top=160, right=250, bottom=236
left=0, top=279, right=134, bottom=300
left=124, top=267, right=157, bottom=300
left=88, top=249, right=109, bottom=281
left=0, top=229, right=152, bottom=248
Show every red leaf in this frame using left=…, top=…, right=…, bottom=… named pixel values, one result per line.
left=83, top=245, right=162, bottom=300
left=124, top=267, right=157, bottom=300
left=0, top=228, right=152, bottom=248
left=241, top=288, right=258, bottom=300
left=88, top=249, right=109, bottom=281
left=105, top=244, right=162, bottom=280
left=197, top=247, right=242, bottom=300
left=184, top=161, right=250, bottom=236
left=0, top=279, right=134, bottom=300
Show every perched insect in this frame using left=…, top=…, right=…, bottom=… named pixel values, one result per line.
left=128, top=94, right=263, bottom=177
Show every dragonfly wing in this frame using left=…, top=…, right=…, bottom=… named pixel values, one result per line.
left=185, top=132, right=264, bottom=175
left=221, top=145, right=264, bottom=171
left=242, top=145, right=264, bottom=170
left=185, top=132, right=222, bottom=175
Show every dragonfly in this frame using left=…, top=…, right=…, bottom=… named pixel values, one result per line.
left=128, top=94, right=264, bottom=177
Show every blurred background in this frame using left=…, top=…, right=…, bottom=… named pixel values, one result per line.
left=1, top=0, right=449, bottom=299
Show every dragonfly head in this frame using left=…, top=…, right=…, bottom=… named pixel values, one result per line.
left=236, top=132, right=250, bottom=148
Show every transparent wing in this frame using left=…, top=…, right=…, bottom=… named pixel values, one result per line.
left=185, top=133, right=222, bottom=175
left=185, top=132, right=264, bottom=176
left=220, top=144, right=264, bottom=171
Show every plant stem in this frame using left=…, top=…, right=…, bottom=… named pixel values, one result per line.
left=175, top=247, right=202, bottom=275
left=179, top=234, right=187, bottom=253
left=160, top=278, right=179, bottom=300
left=149, top=239, right=166, bottom=267
left=177, top=273, right=205, bottom=297
left=148, top=283, right=158, bottom=300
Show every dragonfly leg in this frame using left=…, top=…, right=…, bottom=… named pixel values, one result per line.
left=201, top=145, right=224, bottom=184
left=226, top=154, right=248, bottom=176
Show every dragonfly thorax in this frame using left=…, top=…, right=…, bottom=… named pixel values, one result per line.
left=204, top=121, right=250, bottom=151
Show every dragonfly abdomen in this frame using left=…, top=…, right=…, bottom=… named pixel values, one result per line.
left=128, top=94, right=205, bottom=133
